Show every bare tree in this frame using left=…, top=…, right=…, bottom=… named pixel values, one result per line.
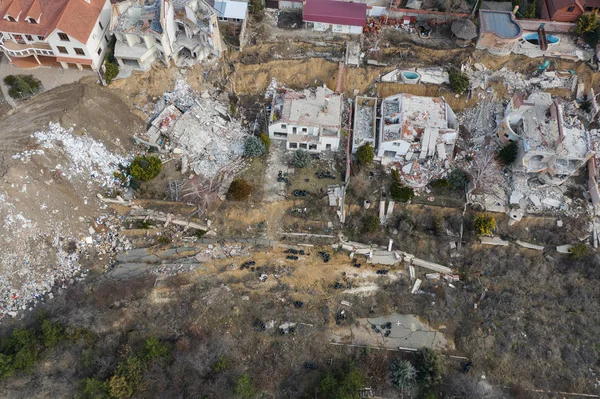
left=443, top=373, right=508, bottom=399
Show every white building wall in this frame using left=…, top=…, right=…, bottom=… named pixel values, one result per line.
left=269, top=122, right=340, bottom=152
left=310, top=21, right=362, bottom=34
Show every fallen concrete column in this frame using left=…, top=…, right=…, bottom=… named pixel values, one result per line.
left=556, top=244, right=573, bottom=254
left=411, top=278, right=422, bottom=294
left=480, top=237, right=509, bottom=246
left=127, top=215, right=208, bottom=231
left=97, top=193, right=133, bottom=205
left=516, top=240, right=544, bottom=251
left=410, top=258, right=452, bottom=274
left=379, top=200, right=386, bottom=223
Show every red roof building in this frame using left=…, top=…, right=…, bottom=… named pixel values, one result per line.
left=303, top=0, right=366, bottom=33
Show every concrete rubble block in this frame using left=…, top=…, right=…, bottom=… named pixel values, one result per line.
left=516, top=240, right=544, bottom=251
left=410, top=257, right=452, bottom=274
left=340, top=300, right=352, bottom=307
left=542, top=198, right=562, bottom=208
left=408, top=265, right=415, bottom=280
left=425, top=273, right=440, bottom=280
left=379, top=200, right=386, bottom=223
left=479, top=237, right=509, bottom=246
left=556, top=244, right=573, bottom=254
left=411, top=278, right=422, bottom=294
left=342, top=244, right=354, bottom=251
left=443, top=274, right=460, bottom=282
left=510, top=191, right=523, bottom=205
left=529, top=194, right=542, bottom=208
left=367, top=254, right=398, bottom=266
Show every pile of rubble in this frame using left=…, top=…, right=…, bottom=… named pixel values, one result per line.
left=137, top=79, right=249, bottom=179
left=13, top=123, right=129, bottom=189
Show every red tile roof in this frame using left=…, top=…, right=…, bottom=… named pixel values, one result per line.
left=303, top=0, right=366, bottom=27
left=0, top=0, right=105, bottom=43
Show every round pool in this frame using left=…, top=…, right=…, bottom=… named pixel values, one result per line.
left=401, top=71, right=421, bottom=84
left=524, top=32, right=560, bottom=46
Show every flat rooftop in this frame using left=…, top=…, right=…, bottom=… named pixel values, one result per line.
left=273, top=86, right=342, bottom=131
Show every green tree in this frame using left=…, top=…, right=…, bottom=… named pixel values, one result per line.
left=414, top=348, right=444, bottom=388
left=577, top=10, right=598, bottom=34
left=40, top=319, right=64, bottom=349
left=249, top=0, right=264, bottom=20
left=0, top=354, right=14, bottom=377
left=390, top=182, right=414, bottom=202
left=79, top=378, right=109, bottom=399
left=104, top=62, right=119, bottom=85
left=290, top=149, right=312, bottom=168
left=227, top=179, right=253, bottom=201
left=430, top=178, right=450, bottom=189
left=449, top=69, right=469, bottom=95
left=143, top=337, right=170, bottom=361
left=108, top=375, right=133, bottom=399
left=235, top=373, right=255, bottom=399
left=390, top=359, right=416, bottom=390
left=498, top=141, right=519, bottom=166
left=356, top=142, right=375, bottom=165
left=244, top=136, right=266, bottom=157
left=318, top=363, right=363, bottom=399
left=129, top=155, right=162, bottom=181
left=569, top=243, right=591, bottom=259
left=448, top=168, right=468, bottom=190
left=363, top=214, right=380, bottom=233
left=258, top=133, right=270, bottom=149
left=474, top=214, right=496, bottom=236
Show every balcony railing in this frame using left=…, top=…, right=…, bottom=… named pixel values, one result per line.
left=0, top=41, right=54, bottom=57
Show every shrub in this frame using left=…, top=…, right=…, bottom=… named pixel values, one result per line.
left=391, top=168, right=401, bottom=182
left=234, top=373, right=255, bottom=399
left=212, top=356, right=228, bottom=373
left=474, top=214, right=496, bottom=236
left=143, top=337, right=170, bottom=361
left=356, top=142, right=375, bottom=165
left=227, top=179, right=252, bottom=201
left=40, top=319, right=64, bottom=349
left=258, top=133, right=270, bottom=149
left=364, top=214, right=380, bottom=233
left=156, top=234, right=172, bottom=245
left=244, top=136, right=266, bottom=157
left=195, top=229, right=206, bottom=239
left=430, top=178, right=450, bottom=189
left=290, top=149, right=312, bottom=168
left=414, top=348, right=444, bottom=388
left=4, top=75, right=41, bottom=98
left=390, top=182, right=414, bottom=202
left=129, top=155, right=162, bottom=181
left=449, top=69, right=469, bottom=95
left=104, top=62, right=119, bottom=85
left=250, top=0, right=265, bottom=20
left=108, top=375, right=133, bottom=399
left=498, top=141, right=519, bottom=166
left=448, top=168, right=468, bottom=190
left=318, top=363, right=363, bottom=399
left=79, top=378, right=109, bottom=399
left=390, top=359, right=416, bottom=390
left=569, top=243, right=591, bottom=259
left=577, top=10, right=598, bottom=34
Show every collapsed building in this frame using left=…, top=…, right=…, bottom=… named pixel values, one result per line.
left=268, top=85, right=343, bottom=152
left=110, top=0, right=222, bottom=71
left=498, top=92, right=591, bottom=185
left=468, top=91, right=592, bottom=220
left=352, top=96, right=377, bottom=153
left=377, top=94, right=458, bottom=187
left=134, top=80, right=248, bottom=179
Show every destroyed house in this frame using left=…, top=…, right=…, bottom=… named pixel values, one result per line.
left=268, top=86, right=342, bottom=152
left=352, top=96, right=377, bottom=153
left=498, top=92, right=592, bottom=185
left=0, top=0, right=111, bottom=71
left=110, top=0, right=176, bottom=70
left=110, top=0, right=222, bottom=71
left=377, top=94, right=457, bottom=161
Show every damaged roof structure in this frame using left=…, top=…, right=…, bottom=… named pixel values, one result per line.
left=352, top=96, right=377, bottom=153
left=268, top=85, right=343, bottom=152
left=110, top=0, right=222, bottom=71
left=377, top=94, right=458, bottom=188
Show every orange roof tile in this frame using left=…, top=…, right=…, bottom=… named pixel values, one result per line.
left=0, top=0, right=104, bottom=43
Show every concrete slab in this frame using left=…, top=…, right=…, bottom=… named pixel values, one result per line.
left=480, top=237, right=509, bottom=246
left=329, top=313, right=453, bottom=351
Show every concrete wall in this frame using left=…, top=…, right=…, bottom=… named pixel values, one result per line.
left=386, top=7, right=469, bottom=22
left=310, top=22, right=363, bottom=34
left=518, top=18, right=577, bottom=32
